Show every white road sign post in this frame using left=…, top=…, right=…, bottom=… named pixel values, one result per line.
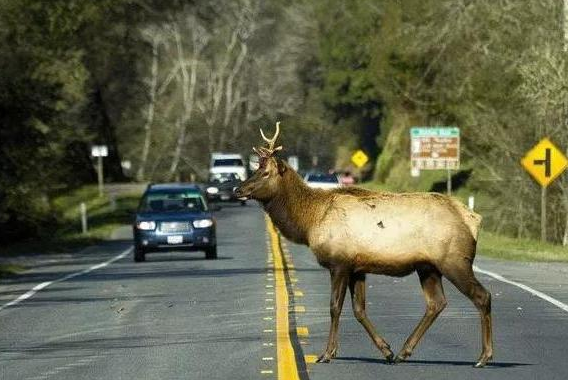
left=287, top=156, right=299, bottom=171
left=410, top=127, right=460, bottom=195
left=80, top=202, right=88, bottom=234
left=91, top=145, right=108, bottom=197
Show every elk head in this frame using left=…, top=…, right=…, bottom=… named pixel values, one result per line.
left=235, top=122, right=288, bottom=202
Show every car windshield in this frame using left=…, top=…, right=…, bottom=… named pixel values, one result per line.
left=306, top=173, right=338, bottom=183
left=210, top=172, right=240, bottom=183
left=213, top=159, right=244, bottom=167
left=139, top=192, right=207, bottom=213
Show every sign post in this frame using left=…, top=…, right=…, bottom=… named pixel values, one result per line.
left=410, top=127, right=460, bottom=195
left=520, top=138, right=568, bottom=242
left=287, top=156, right=299, bottom=171
left=80, top=202, right=88, bottom=234
left=91, top=145, right=108, bottom=198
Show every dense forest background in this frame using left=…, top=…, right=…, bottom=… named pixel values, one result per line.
left=1, top=0, right=567, bottom=245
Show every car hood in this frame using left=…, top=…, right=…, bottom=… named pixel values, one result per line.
left=306, top=182, right=340, bottom=190
left=136, top=211, right=212, bottom=222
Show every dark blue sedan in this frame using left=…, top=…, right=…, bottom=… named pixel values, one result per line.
left=133, top=184, right=217, bottom=262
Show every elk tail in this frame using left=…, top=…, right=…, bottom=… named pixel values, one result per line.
left=451, top=198, right=482, bottom=242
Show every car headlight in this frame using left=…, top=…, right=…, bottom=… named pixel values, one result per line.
left=137, top=221, right=156, bottom=230
left=193, top=219, right=213, bottom=228
left=207, top=187, right=219, bottom=194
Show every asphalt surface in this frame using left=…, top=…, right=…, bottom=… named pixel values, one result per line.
left=1, top=203, right=568, bottom=380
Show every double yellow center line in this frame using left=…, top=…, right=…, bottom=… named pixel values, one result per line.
left=266, top=217, right=306, bottom=380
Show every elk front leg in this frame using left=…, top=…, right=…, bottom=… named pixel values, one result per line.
left=349, top=272, right=394, bottom=362
left=316, top=268, right=349, bottom=363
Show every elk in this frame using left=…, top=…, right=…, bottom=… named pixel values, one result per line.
left=235, top=122, right=493, bottom=368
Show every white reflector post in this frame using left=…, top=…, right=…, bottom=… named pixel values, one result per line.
left=468, top=195, right=475, bottom=210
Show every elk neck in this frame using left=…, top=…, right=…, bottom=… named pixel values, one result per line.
left=262, top=168, right=328, bottom=246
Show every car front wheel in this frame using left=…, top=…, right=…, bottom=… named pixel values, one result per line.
left=205, top=246, right=218, bottom=260
left=134, top=248, right=146, bottom=262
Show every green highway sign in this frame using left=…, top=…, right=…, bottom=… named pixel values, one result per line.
left=410, top=126, right=460, bottom=171
left=410, top=127, right=460, bottom=138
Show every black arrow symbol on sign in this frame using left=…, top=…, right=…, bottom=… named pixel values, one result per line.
left=533, top=148, right=551, bottom=177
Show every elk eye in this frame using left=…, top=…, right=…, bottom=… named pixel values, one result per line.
left=262, top=171, right=270, bottom=178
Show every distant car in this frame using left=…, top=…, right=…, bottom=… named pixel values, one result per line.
left=206, top=172, right=246, bottom=206
left=133, top=184, right=217, bottom=262
left=304, top=172, right=341, bottom=190
left=209, top=153, right=247, bottom=181
left=338, top=171, right=356, bottom=186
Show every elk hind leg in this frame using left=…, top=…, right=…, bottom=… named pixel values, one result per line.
left=395, top=266, right=447, bottom=363
left=349, top=272, right=394, bottom=362
left=443, top=262, right=493, bottom=368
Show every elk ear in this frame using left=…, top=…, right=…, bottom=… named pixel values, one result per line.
left=277, top=159, right=287, bottom=175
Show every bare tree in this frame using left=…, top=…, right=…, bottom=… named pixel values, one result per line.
left=128, top=0, right=320, bottom=181
left=136, top=27, right=164, bottom=181
left=166, top=15, right=208, bottom=180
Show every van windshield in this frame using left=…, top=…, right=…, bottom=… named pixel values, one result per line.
left=139, top=192, right=207, bottom=213
left=306, top=173, right=339, bottom=183
left=213, top=159, right=244, bottom=167
left=210, top=172, right=241, bottom=183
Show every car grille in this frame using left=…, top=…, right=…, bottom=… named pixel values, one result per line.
left=160, top=222, right=191, bottom=233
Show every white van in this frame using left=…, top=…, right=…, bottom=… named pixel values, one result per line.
left=209, top=153, right=247, bottom=181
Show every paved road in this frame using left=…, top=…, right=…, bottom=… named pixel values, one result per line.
left=1, top=203, right=568, bottom=380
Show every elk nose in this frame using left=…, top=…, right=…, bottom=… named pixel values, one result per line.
left=234, top=186, right=244, bottom=197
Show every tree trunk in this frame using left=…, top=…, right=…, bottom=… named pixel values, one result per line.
left=137, top=35, right=160, bottom=182
left=168, top=21, right=201, bottom=180
left=220, top=42, right=247, bottom=149
left=91, top=87, right=127, bottom=182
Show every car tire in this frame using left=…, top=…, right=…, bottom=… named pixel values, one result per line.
left=134, top=248, right=146, bottom=262
left=205, top=246, right=218, bottom=260
left=240, top=200, right=246, bottom=206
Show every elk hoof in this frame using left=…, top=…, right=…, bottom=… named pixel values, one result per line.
left=316, top=354, right=331, bottom=363
left=384, top=352, right=395, bottom=364
left=474, top=354, right=492, bottom=368
left=393, top=351, right=410, bottom=364
left=316, top=346, right=337, bottom=363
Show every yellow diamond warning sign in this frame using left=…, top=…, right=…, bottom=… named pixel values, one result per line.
left=521, top=138, right=567, bottom=187
left=351, top=150, right=369, bottom=168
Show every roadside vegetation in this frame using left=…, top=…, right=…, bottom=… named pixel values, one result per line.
left=331, top=1, right=568, bottom=248
left=478, top=231, right=568, bottom=263
left=0, top=185, right=141, bottom=258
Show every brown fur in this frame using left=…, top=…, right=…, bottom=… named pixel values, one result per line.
left=236, top=156, right=493, bottom=367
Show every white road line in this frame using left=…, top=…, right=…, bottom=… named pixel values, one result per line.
left=0, top=247, right=132, bottom=312
left=473, top=265, right=568, bottom=313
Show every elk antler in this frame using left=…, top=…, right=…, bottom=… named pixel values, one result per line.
left=260, top=121, right=280, bottom=150
left=254, top=121, right=283, bottom=158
